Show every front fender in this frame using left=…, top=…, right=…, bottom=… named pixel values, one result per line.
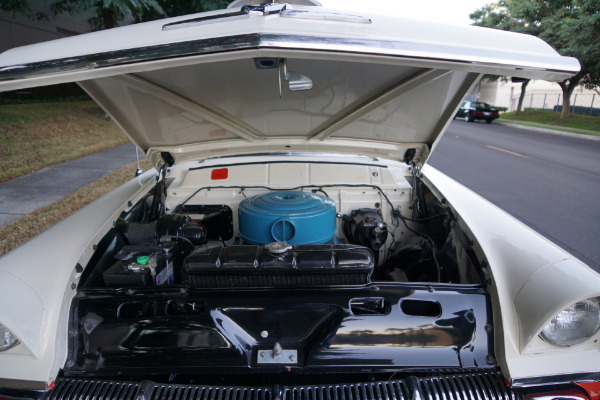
left=422, top=165, right=600, bottom=381
left=0, top=169, right=157, bottom=388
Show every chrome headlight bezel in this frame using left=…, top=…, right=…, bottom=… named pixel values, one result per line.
left=0, top=323, right=20, bottom=352
left=539, top=297, right=600, bottom=347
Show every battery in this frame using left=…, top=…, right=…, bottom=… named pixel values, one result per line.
left=103, top=241, right=180, bottom=288
left=102, top=259, right=153, bottom=288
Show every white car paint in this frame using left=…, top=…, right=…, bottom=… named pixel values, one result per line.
left=0, top=5, right=578, bottom=82
left=0, top=0, right=595, bottom=390
left=0, top=171, right=156, bottom=388
left=422, top=165, right=600, bottom=382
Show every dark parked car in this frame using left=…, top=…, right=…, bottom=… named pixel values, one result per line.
left=455, top=101, right=499, bottom=123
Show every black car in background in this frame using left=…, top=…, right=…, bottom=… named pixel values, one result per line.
left=455, top=101, right=499, bottom=123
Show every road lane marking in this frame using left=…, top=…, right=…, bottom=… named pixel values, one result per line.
left=486, top=145, right=528, bottom=158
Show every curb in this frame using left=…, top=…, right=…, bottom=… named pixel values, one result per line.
left=496, top=121, right=600, bottom=142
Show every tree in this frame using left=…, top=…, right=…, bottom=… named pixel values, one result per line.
left=0, top=0, right=30, bottom=15
left=138, top=0, right=229, bottom=22
left=470, top=1, right=537, bottom=115
left=514, top=79, right=530, bottom=116
left=536, top=0, right=600, bottom=118
left=0, top=0, right=229, bottom=30
left=48, top=0, right=165, bottom=29
left=470, top=0, right=600, bottom=119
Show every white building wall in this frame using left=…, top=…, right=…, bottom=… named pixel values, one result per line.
left=469, top=78, right=599, bottom=113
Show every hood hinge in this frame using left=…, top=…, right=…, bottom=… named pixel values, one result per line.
left=161, top=152, right=175, bottom=168
left=403, top=148, right=416, bottom=165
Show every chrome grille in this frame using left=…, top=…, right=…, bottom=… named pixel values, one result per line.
left=47, top=372, right=519, bottom=400
left=419, top=373, right=520, bottom=400
left=284, top=380, right=409, bottom=400
left=150, top=384, right=272, bottom=400
left=46, top=379, right=139, bottom=400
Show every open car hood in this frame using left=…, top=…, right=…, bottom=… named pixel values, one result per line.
left=0, top=3, right=579, bottom=167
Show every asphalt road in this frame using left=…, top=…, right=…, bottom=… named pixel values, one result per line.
left=428, top=120, right=600, bottom=272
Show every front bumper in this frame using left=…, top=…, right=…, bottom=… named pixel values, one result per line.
left=473, top=112, right=499, bottom=121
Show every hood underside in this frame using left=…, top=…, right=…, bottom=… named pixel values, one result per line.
left=0, top=4, right=580, bottom=166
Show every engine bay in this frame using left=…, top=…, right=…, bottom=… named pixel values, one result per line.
left=81, top=155, right=484, bottom=290
left=68, top=155, right=492, bottom=379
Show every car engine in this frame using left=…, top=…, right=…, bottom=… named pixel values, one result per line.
left=102, top=191, right=386, bottom=290
left=69, top=159, right=492, bottom=383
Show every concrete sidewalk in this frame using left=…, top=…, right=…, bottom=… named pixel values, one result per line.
left=0, top=143, right=139, bottom=226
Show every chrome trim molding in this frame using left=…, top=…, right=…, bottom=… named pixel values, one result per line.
left=162, top=4, right=288, bottom=31
left=0, top=34, right=263, bottom=81
left=161, top=4, right=371, bottom=31
left=0, top=377, right=47, bottom=390
left=280, top=9, right=372, bottom=24
left=511, top=372, right=600, bottom=388
left=162, top=10, right=250, bottom=30
left=0, top=33, right=578, bottom=83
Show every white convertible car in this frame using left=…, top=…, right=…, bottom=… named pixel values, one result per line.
left=1, top=1, right=599, bottom=399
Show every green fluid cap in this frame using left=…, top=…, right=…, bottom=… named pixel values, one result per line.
left=137, top=255, right=150, bottom=265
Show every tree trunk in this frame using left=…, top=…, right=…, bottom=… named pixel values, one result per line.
left=558, top=72, right=583, bottom=119
left=515, top=79, right=530, bottom=115
left=560, top=88, right=572, bottom=118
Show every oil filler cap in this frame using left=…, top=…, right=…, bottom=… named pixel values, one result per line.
left=264, top=242, right=293, bottom=254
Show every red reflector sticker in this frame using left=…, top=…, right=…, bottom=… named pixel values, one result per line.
left=211, top=168, right=228, bottom=180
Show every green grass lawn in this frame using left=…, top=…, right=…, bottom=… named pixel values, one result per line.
left=500, top=110, right=600, bottom=133
left=0, top=101, right=127, bottom=183
left=0, top=160, right=151, bottom=256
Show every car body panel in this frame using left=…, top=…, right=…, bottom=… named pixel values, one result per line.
left=422, top=165, right=600, bottom=382
left=0, top=2, right=596, bottom=393
left=0, top=4, right=579, bottom=166
left=75, top=65, right=477, bottom=166
left=0, top=170, right=157, bottom=388
left=0, top=6, right=579, bottom=83
left=66, top=284, right=492, bottom=374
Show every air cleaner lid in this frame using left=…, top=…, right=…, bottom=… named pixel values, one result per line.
left=238, top=191, right=337, bottom=245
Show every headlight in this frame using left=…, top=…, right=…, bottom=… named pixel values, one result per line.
left=540, top=297, right=600, bottom=347
left=0, top=324, right=19, bottom=351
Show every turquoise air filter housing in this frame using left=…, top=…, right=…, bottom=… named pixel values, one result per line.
left=238, top=191, right=337, bottom=245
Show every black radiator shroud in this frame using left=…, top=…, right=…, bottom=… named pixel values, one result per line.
left=66, top=283, right=492, bottom=376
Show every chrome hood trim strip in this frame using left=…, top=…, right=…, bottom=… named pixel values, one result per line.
left=0, top=33, right=579, bottom=84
